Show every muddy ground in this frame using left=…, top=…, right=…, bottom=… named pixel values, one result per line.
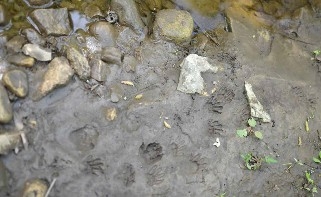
left=1, top=0, right=321, bottom=196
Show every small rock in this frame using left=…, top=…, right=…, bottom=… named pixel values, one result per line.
left=84, top=4, right=103, bottom=18
left=36, top=57, right=74, bottom=99
left=153, top=9, right=194, bottom=43
left=66, top=47, right=90, bottom=80
left=90, top=59, right=110, bottom=82
left=101, top=47, right=122, bottom=65
left=22, top=28, right=46, bottom=46
left=0, top=4, right=10, bottom=27
left=7, top=53, right=35, bottom=67
left=25, top=0, right=51, bottom=6
left=110, top=92, right=120, bottom=103
left=0, top=84, right=12, bottom=123
left=89, top=21, right=116, bottom=47
left=0, top=132, right=21, bottom=154
left=123, top=55, right=138, bottom=72
left=22, top=43, right=52, bottom=61
left=105, top=107, right=117, bottom=121
left=5, top=36, right=27, bottom=53
left=29, top=8, right=71, bottom=36
left=2, top=69, right=28, bottom=98
left=111, top=0, right=145, bottom=33
left=22, top=179, right=48, bottom=197
left=244, top=81, right=271, bottom=123
left=177, top=54, right=218, bottom=94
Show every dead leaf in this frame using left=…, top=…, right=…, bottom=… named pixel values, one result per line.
left=135, top=94, right=143, bottom=100
left=121, top=81, right=134, bottom=86
left=164, top=121, right=171, bottom=129
left=298, top=136, right=302, bottom=146
left=105, top=107, right=117, bottom=121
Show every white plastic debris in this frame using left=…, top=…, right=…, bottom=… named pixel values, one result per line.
left=213, top=138, right=220, bottom=147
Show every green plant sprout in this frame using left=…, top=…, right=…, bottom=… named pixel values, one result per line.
left=313, top=50, right=321, bottom=56
left=236, top=118, right=263, bottom=139
left=312, top=151, right=321, bottom=164
left=303, top=171, right=318, bottom=196
left=241, top=153, right=277, bottom=170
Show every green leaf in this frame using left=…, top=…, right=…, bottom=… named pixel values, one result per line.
left=306, top=171, right=314, bottom=184
left=318, top=151, right=321, bottom=159
left=313, top=50, right=321, bottom=56
left=254, top=131, right=263, bottom=139
left=248, top=118, right=256, bottom=127
left=264, top=156, right=277, bottom=164
left=313, top=157, right=321, bottom=163
left=237, top=129, right=248, bottom=138
left=312, top=186, right=318, bottom=193
left=241, top=153, right=252, bottom=162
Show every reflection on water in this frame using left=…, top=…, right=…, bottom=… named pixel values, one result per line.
left=69, top=11, right=90, bottom=32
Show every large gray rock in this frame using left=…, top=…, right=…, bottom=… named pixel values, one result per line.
left=111, top=0, right=145, bottom=33
left=22, top=28, right=46, bottom=46
left=29, top=8, right=71, bottom=36
left=89, top=22, right=116, bottom=47
left=7, top=53, right=35, bottom=68
left=2, top=69, right=28, bottom=98
left=0, top=4, right=10, bottom=27
left=153, top=9, right=194, bottom=43
left=0, top=84, right=12, bottom=123
left=66, top=47, right=90, bottom=80
left=36, top=57, right=74, bottom=99
left=177, top=54, right=218, bottom=94
left=22, top=43, right=52, bottom=61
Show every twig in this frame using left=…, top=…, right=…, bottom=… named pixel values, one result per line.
left=45, top=178, right=57, bottom=197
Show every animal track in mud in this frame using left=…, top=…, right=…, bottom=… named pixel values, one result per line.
left=170, top=135, right=187, bottom=156
left=207, top=86, right=235, bottom=114
left=146, top=165, right=165, bottom=186
left=190, top=153, right=209, bottom=173
left=208, top=120, right=223, bottom=136
left=115, top=163, right=135, bottom=187
left=84, top=155, right=104, bottom=175
left=69, top=125, right=99, bottom=152
left=139, top=142, right=163, bottom=164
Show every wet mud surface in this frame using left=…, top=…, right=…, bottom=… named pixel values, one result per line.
left=1, top=0, right=321, bottom=196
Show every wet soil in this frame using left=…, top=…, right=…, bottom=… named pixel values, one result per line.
left=1, top=0, right=321, bottom=197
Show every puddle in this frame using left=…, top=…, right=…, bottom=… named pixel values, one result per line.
left=69, top=10, right=91, bottom=32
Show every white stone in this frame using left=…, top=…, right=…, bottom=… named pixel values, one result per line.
left=22, top=43, right=52, bottom=61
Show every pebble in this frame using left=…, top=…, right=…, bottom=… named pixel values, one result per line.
left=5, top=36, right=27, bottom=53
left=101, top=47, right=122, bottom=65
left=22, top=43, right=52, bottom=61
left=22, top=28, right=46, bottom=46
left=0, top=84, right=12, bottom=123
left=7, top=53, right=35, bottom=67
left=21, top=179, right=48, bottom=197
left=90, top=59, right=110, bottom=82
left=153, top=9, right=194, bottom=43
left=30, top=8, right=71, bottom=36
left=2, top=69, right=28, bottom=98
left=36, top=57, right=74, bottom=100
left=89, top=21, right=116, bottom=47
left=66, top=47, right=91, bottom=80
left=110, top=92, right=120, bottom=103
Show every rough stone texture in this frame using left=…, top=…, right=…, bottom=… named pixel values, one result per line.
left=5, top=36, right=27, bottom=53
left=0, top=84, right=12, bottom=123
left=89, top=22, right=116, bottom=47
left=244, top=81, right=271, bottom=122
left=7, top=53, right=35, bottom=68
left=101, top=47, right=122, bottom=65
left=0, top=4, right=10, bottom=27
left=110, top=0, right=145, bottom=33
left=29, top=8, right=71, bottom=36
left=90, top=59, right=110, bottom=82
left=123, top=55, right=138, bottom=72
left=2, top=69, right=28, bottom=98
left=153, top=9, right=194, bottom=43
left=22, top=44, right=52, bottom=61
left=66, top=47, right=90, bottom=80
left=36, top=57, right=74, bottom=99
left=22, top=28, right=46, bottom=46
left=177, top=54, right=218, bottom=94
left=26, top=0, right=51, bottom=6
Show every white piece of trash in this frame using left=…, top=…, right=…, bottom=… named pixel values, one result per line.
left=213, top=138, right=220, bottom=147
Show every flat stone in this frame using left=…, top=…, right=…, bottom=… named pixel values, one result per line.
left=2, top=69, right=28, bottom=98
left=244, top=81, right=271, bottom=123
left=6, top=36, right=27, bottom=53
left=110, top=92, right=120, bottom=103
left=29, top=8, right=71, bottom=36
left=0, top=84, right=12, bottom=123
left=177, top=54, right=218, bottom=94
left=66, top=47, right=90, bottom=80
left=25, top=0, right=51, bottom=6
left=90, top=59, right=110, bottom=82
left=153, top=9, right=193, bottom=43
left=0, top=4, right=10, bottom=27
left=111, top=0, right=145, bottom=33
left=89, top=21, right=116, bottom=47
left=36, top=57, right=74, bottom=100
left=7, top=53, right=35, bottom=67
left=101, top=47, right=122, bottom=65
left=22, top=43, right=52, bottom=61
left=22, top=28, right=46, bottom=46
